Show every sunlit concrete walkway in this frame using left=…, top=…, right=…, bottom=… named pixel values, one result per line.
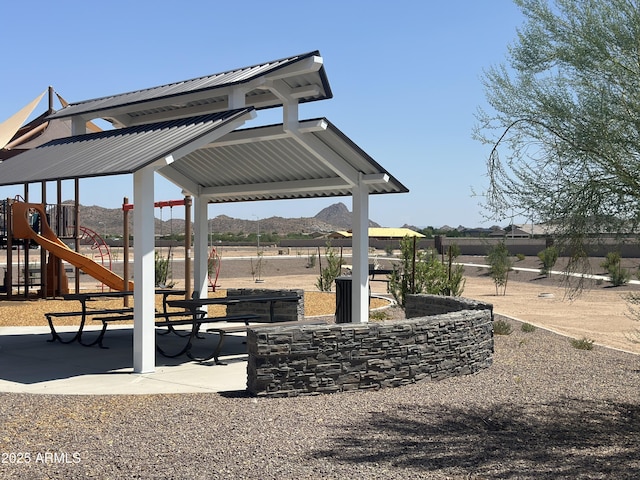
left=0, top=326, right=248, bottom=395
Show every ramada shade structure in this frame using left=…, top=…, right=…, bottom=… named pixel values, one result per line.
left=0, top=51, right=408, bottom=373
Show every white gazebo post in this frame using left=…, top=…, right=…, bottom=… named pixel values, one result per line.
left=351, top=173, right=370, bottom=323
left=133, top=165, right=156, bottom=373
left=192, top=195, right=209, bottom=300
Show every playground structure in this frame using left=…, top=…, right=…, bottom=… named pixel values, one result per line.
left=0, top=198, right=122, bottom=298
left=0, top=193, right=222, bottom=300
left=0, top=87, right=117, bottom=298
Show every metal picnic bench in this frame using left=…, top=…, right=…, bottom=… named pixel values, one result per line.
left=44, top=289, right=185, bottom=347
left=161, top=293, right=306, bottom=363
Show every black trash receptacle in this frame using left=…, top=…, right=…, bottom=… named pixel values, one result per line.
left=335, top=276, right=352, bottom=323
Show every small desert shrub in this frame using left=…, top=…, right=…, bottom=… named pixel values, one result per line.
left=155, top=251, right=172, bottom=287
left=316, top=243, right=343, bottom=292
left=610, top=266, right=631, bottom=287
left=493, top=318, right=513, bottom=335
left=369, top=310, right=389, bottom=321
left=486, top=242, right=513, bottom=296
left=537, top=245, right=558, bottom=277
left=521, top=322, right=536, bottom=333
left=306, top=254, right=316, bottom=268
left=601, top=252, right=630, bottom=286
left=570, top=337, right=594, bottom=350
left=516, top=253, right=526, bottom=261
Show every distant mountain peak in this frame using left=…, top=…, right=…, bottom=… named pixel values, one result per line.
left=69, top=201, right=381, bottom=236
left=314, top=202, right=380, bottom=230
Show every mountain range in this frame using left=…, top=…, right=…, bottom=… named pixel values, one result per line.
left=69, top=202, right=383, bottom=238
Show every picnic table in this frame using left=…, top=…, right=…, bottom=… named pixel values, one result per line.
left=45, top=289, right=186, bottom=347
left=46, top=290, right=306, bottom=365
left=159, top=293, right=304, bottom=363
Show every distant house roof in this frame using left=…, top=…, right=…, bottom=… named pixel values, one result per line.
left=515, top=223, right=556, bottom=236
left=330, top=227, right=424, bottom=239
left=496, top=226, right=532, bottom=238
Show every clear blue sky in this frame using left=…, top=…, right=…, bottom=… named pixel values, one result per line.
left=0, top=0, right=524, bottom=229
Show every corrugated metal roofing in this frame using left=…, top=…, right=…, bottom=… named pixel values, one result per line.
left=47, top=51, right=331, bottom=126
left=158, top=118, right=408, bottom=203
left=0, top=113, right=408, bottom=203
left=0, top=109, right=254, bottom=186
left=0, top=50, right=407, bottom=205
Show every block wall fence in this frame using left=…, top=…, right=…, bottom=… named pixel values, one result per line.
left=246, top=294, right=494, bottom=397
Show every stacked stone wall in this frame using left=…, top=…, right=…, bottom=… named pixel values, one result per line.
left=405, top=294, right=493, bottom=319
left=246, top=294, right=494, bottom=397
left=225, top=288, right=304, bottom=323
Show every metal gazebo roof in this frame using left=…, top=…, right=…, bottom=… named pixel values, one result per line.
left=0, top=50, right=409, bottom=372
left=0, top=112, right=407, bottom=200
left=160, top=118, right=408, bottom=202
left=46, top=51, right=331, bottom=128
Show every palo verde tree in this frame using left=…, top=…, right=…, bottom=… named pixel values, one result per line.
left=474, top=0, right=640, bottom=291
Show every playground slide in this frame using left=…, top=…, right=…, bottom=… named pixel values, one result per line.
left=11, top=202, right=134, bottom=291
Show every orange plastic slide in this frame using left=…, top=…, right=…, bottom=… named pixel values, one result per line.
left=11, top=202, right=134, bottom=291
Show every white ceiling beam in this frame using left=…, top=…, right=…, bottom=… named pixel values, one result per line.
left=203, top=119, right=327, bottom=148
left=156, top=109, right=256, bottom=193
left=289, top=85, right=321, bottom=99
left=362, top=173, right=390, bottom=185
left=260, top=79, right=358, bottom=185
left=125, top=101, right=229, bottom=126
left=115, top=85, right=317, bottom=127
left=168, top=110, right=256, bottom=161
left=201, top=177, right=349, bottom=199
left=158, top=167, right=201, bottom=196
left=290, top=131, right=359, bottom=186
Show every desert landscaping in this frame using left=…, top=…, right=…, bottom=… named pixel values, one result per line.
left=1, top=249, right=640, bottom=479
left=1, top=247, right=640, bottom=354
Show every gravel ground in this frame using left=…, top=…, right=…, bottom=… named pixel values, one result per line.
left=1, top=317, right=639, bottom=479
left=1, top=254, right=640, bottom=478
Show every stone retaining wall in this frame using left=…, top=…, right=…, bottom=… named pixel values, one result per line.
left=405, top=293, right=494, bottom=319
left=246, top=294, right=494, bottom=397
left=225, top=288, right=304, bottom=323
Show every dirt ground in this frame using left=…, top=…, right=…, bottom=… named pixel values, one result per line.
left=197, top=251, right=640, bottom=354
left=1, top=247, right=639, bottom=355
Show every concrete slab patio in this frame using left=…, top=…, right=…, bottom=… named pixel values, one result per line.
left=0, top=326, right=248, bottom=395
